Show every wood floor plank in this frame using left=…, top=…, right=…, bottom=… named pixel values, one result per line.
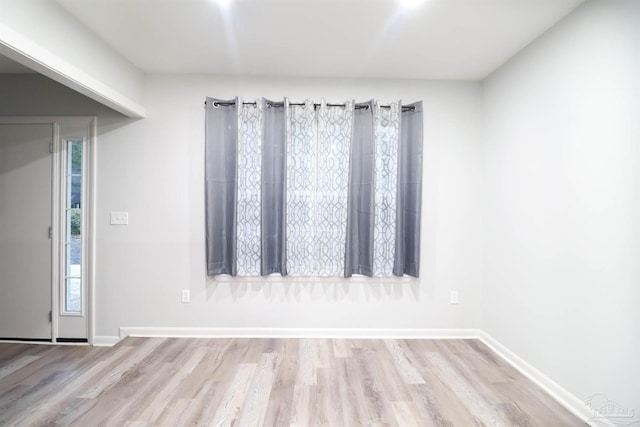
left=363, top=340, right=412, bottom=402
left=326, top=356, right=361, bottom=426
left=8, top=348, right=126, bottom=426
left=55, top=338, right=181, bottom=426
left=349, top=346, right=399, bottom=426
left=0, top=345, right=109, bottom=426
left=209, top=362, right=257, bottom=425
left=0, top=343, right=47, bottom=366
left=78, top=337, right=166, bottom=399
left=294, top=338, right=321, bottom=386
left=391, top=401, right=428, bottom=426
left=424, top=350, right=511, bottom=425
left=383, top=339, right=427, bottom=385
left=120, top=340, right=207, bottom=423
left=153, top=397, right=191, bottom=426
left=0, top=346, right=70, bottom=393
left=173, top=379, right=218, bottom=425
left=262, top=351, right=297, bottom=426
left=131, top=345, right=209, bottom=423
left=0, top=337, right=587, bottom=426
left=236, top=352, right=280, bottom=426
left=0, top=355, right=41, bottom=381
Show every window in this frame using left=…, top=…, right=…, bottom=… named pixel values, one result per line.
left=64, top=140, right=82, bottom=313
left=205, top=97, right=423, bottom=278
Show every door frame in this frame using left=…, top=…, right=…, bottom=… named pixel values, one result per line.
left=0, top=116, right=96, bottom=344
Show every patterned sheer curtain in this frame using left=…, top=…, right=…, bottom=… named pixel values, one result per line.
left=287, top=100, right=353, bottom=276
left=236, top=98, right=262, bottom=275
left=205, top=97, right=422, bottom=278
left=285, top=100, right=316, bottom=275
left=373, top=101, right=400, bottom=276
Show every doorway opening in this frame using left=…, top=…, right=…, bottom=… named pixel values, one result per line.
left=0, top=117, right=95, bottom=343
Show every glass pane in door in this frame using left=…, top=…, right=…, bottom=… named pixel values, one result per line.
left=64, top=140, right=82, bottom=313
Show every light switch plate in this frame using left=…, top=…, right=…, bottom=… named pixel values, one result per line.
left=450, top=290, right=459, bottom=304
left=110, top=211, right=129, bottom=225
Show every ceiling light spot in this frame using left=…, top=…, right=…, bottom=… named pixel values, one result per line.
left=399, top=0, right=425, bottom=8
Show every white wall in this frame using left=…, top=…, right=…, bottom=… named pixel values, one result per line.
left=483, top=0, right=640, bottom=416
left=89, top=75, right=483, bottom=336
left=0, top=73, right=483, bottom=338
left=0, top=0, right=145, bottom=116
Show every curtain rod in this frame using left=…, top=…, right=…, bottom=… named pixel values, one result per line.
left=207, top=100, right=415, bottom=112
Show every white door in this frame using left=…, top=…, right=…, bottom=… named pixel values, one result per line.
left=0, top=124, right=53, bottom=340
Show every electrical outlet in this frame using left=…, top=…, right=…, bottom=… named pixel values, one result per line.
left=110, top=211, right=129, bottom=225
left=450, top=290, right=459, bottom=304
left=181, top=289, right=190, bottom=303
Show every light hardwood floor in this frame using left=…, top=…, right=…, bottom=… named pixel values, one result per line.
left=0, top=337, right=585, bottom=426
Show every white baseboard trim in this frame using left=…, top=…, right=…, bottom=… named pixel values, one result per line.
left=119, top=327, right=480, bottom=340
left=477, top=331, right=590, bottom=424
left=92, top=335, right=122, bottom=347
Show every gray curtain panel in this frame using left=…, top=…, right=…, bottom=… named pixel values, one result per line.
left=260, top=99, right=288, bottom=275
left=345, top=101, right=376, bottom=277
left=205, top=97, right=238, bottom=276
left=393, top=101, right=423, bottom=277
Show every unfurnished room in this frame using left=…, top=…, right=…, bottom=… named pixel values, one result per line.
left=0, top=0, right=638, bottom=425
